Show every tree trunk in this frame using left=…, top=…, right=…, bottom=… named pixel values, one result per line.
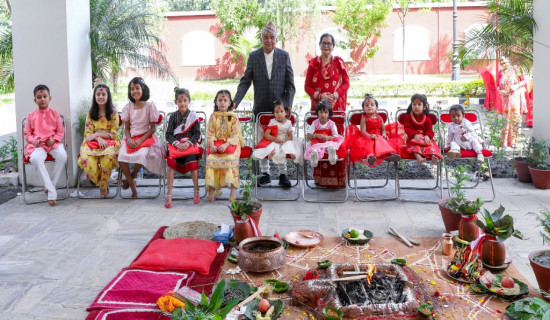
left=402, top=20, right=406, bottom=82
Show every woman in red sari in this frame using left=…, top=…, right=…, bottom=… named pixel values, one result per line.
left=304, top=33, right=350, bottom=187
left=305, top=33, right=350, bottom=112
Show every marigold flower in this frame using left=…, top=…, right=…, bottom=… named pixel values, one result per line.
left=464, top=101, right=470, bottom=105
left=466, top=94, right=471, bottom=98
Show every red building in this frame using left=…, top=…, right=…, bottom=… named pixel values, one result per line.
left=163, top=3, right=489, bottom=80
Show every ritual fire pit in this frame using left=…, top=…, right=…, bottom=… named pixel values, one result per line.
left=238, top=236, right=286, bottom=273
left=291, top=263, right=423, bottom=319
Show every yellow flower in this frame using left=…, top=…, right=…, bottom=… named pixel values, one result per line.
left=466, top=94, right=471, bottom=98
left=464, top=101, right=470, bottom=105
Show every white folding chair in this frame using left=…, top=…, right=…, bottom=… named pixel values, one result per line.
left=77, top=114, right=122, bottom=199
left=346, top=109, right=399, bottom=201
left=21, top=116, right=69, bottom=204
left=162, top=111, right=207, bottom=200
left=302, top=111, right=348, bottom=203
left=395, top=109, right=443, bottom=203
left=253, top=111, right=302, bottom=201
left=439, top=109, right=495, bottom=202
left=118, top=111, right=165, bottom=199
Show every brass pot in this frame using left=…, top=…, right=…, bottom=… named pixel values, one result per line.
left=238, top=236, right=286, bottom=272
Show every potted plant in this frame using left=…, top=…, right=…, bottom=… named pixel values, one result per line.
left=171, top=279, right=240, bottom=320
left=474, top=205, right=524, bottom=266
left=439, top=165, right=471, bottom=232
left=513, top=136, right=533, bottom=183
left=528, top=138, right=550, bottom=189
left=448, top=197, right=484, bottom=242
left=229, top=158, right=263, bottom=244
left=528, top=208, right=550, bottom=299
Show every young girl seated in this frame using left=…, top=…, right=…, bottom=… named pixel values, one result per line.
left=164, top=88, right=201, bottom=208
left=78, top=84, right=120, bottom=198
left=346, top=94, right=400, bottom=167
left=205, top=90, right=244, bottom=201
left=252, top=99, right=302, bottom=187
left=24, top=84, right=67, bottom=206
left=118, top=77, right=164, bottom=198
left=304, top=100, right=343, bottom=167
left=402, top=93, right=442, bottom=165
left=446, top=104, right=485, bottom=163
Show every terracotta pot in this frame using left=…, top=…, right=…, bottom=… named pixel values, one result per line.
left=439, top=198, right=461, bottom=232
left=514, top=157, right=532, bottom=183
left=529, top=250, right=550, bottom=300
left=231, top=202, right=263, bottom=244
left=529, top=166, right=550, bottom=189
left=238, top=236, right=286, bottom=272
left=481, top=239, right=506, bottom=266
left=458, top=216, right=479, bottom=242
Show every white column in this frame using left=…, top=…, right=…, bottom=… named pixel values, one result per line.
left=533, top=0, right=550, bottom=141
left=12, top=0, right=92, bottom=185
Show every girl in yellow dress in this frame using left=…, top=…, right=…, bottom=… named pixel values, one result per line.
left=205, top=90, right=244, bottom=201
left=78, top=84, right=121, bottom=198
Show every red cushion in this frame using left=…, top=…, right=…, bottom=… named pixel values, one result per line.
left=440, top=113, right=478, bottom=124
left=240, top=146, right=253, bottom=159
left=129, top=238, right=219, bottom=274
left=349, top=112, right=388, bottom=125
left=24, top=154, right=55, bottom=163
left=443, top=147, right=492, bottom=157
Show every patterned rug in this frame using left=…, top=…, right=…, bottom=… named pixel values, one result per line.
left=220, top=237, right=537, bottom=320
left=85, top=226, right=228, bottom=320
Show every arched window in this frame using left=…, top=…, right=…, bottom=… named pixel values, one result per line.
left=393, top=25, right=430, bottom=61
left=181, top=31, right=216, bottom=66
left=316, top=28, right=351, bottom=62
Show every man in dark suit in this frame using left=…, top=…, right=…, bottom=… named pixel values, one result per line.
left=233, top=22, right=296, bottom=188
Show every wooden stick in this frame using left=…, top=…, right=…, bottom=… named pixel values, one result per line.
left=389, top=227, right=413, bottom=247
left=388, top=229, right=420, bottom=246
left=333, top=275, right=367, bottom=282
left=236, top=285, right=269, bottom=309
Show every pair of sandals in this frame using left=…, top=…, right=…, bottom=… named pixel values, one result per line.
left=165, top=190, right=200, bottom=208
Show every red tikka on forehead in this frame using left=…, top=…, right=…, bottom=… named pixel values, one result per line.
left=177, top=94, right=187, bottom=100
left=99, top=88, right=104, bottom=92
left=220, top=94, right=227, bottom=99
left=39, top=90, right=45, bottom=94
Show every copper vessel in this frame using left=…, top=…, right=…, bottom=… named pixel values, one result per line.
left=238, top=236, right=286, bottom=272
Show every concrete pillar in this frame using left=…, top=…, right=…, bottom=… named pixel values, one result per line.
left=533, top=0, right=550, bottom=141
left=12, top=0, right=92, bottom=186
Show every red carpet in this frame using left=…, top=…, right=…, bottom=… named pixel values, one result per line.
left=85, top=226, right=228, bottom=320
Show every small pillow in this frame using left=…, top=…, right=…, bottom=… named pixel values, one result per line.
left=130, top=238, right=219, bottom=274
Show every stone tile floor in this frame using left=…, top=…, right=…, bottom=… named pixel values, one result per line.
left=0, top=178, right=549, bottom=319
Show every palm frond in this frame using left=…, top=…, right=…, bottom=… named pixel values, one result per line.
left=459, top=0, right=534, bottom=73
left=0, top=26, right=13, bottom=93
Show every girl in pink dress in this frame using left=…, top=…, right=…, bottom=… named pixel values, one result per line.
left=346, top=94, right=400, bottom=167
left=304, top=101, right=343, bottom=167
left=118, top=77, right=164, bottom=198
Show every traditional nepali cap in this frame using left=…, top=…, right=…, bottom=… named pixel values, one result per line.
left=262, top=21, right=277, bottom=36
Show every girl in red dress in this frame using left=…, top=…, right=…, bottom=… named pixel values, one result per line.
left=346, top=94, right=400, bottom=167
left=402, top=94, right=442, bottom=165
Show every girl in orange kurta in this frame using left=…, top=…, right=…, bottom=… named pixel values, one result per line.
left=205, top=90, right=244, bottom=201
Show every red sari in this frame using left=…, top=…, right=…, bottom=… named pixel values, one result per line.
left=305, top=55, right=350, bottom=111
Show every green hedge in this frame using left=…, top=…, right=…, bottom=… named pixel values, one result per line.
left=346, top=79, right=485, bottom=98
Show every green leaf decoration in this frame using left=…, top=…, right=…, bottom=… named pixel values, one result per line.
left=391, top=258, right=407, bottom=266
